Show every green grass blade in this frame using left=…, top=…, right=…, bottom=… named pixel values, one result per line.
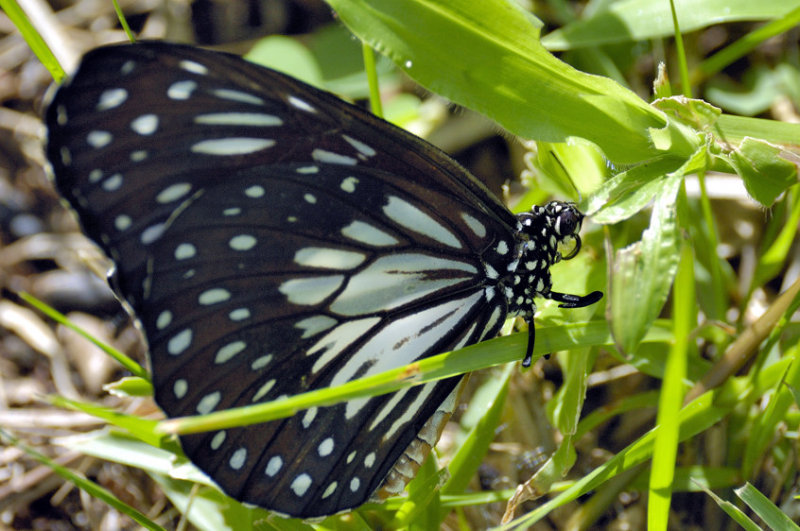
left=0, top=429, right=165, bottom=531
left=735, top=483, right=800, bottom=531
left=20, top=292, right=149, bottom=380
left=648, top=243, right=694, bottom=530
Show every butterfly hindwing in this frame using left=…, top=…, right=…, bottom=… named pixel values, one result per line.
left=138, top=163, right=509, bottom=515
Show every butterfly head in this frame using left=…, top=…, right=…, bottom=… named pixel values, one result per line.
left=546, top=201, right=584, bottom=261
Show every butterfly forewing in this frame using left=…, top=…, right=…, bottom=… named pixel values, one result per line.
left=46, top=42, right=521, bottom=516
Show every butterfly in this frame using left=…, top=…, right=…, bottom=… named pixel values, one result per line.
left=45, top=41, right=602, bottom=518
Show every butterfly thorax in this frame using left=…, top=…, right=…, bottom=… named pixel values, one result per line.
left=505, top=201, right=584, bottom=318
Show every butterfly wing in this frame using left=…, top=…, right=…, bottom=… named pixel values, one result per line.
left=46, top=42, right=520, bottom=517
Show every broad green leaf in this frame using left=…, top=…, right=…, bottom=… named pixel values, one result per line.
left=729, top=138, right=798, bottom=206
left=246, top=36, right=324, bottom=87
left=609, top=173, right=682, bottom=355
left=325, top=0, right=670, bottom=164
left=543, top=0, right=800, bottom=51
left=550, top=348, right=595, bottom=436
left=705, top=66, right=797, bottom=116
left=588, top=156, right=685, bottom=222
left=653, top=97, right=722, bottom=131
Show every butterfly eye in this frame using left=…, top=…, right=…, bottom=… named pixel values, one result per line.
left=45, top=41, right=602, bottom=518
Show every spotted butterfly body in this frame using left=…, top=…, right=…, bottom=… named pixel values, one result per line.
left=45, top=41, right=601, bottom=518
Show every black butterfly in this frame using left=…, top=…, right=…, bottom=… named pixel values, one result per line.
left=45, top=41, right=602, bottom=518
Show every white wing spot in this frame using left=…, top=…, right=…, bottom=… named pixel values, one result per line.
left=167, top=329, right=193, bottom=355
left=210, top=430, right=226, bottom=450
left=496, top=240, right=509, bottom=255
left=295, top=315, right=337, bottom=338
left=341, top=220, right=398, bottom=247
left=114, top=215, right=132, bottom=231
left=191, top=138, right=275, bottom=155
left=245, top=185, right=265, bottom=198
left=87, top=130, right=112, bottom=148
left=322, top=482, right=337, bottom=499
left=294, top=248, right=366, bottom=270
left=196, top=391, right=221, bottom=414
left=131, top=114, right=158, bottom=135
left=97, top=88, right=128, bottom=111
left=198, top=288, right=231, bottom=305
left=229, top=234, right=257, bottom=251
left=287, top=95, right=316, bottom=113
left=195, top=112, right=282, bottom=126
left=120, top=60, right=135, bottom=75
left=296, top=165, right=319, bottom=174
left=229, top=447, right=247, bottom=470
left=56, top=104, right=67, bottom=125
left=156, top=310, right=172, bottom=330
left=312, top=149, right=357, bottom=166
left=174, top=243, right=196, bottom=260
left=102, top=173, right=123, bottom=192
left=167, top=80, right=197, bottom=100
left=173, top=379, right=187, bottom=399
left=350, top=477, right=360, bottom=492
left=215, top=341, right=246, bottom=364
left=156, top=183, right=191, bottom=203
left=59, top=147, right=71, bottom=165
left=340, top=176, right=359, bottom=193
left=346, top=451, right=356, bottom=464
left=265, top=456, right=283, bottom=476
left=364, top=452, right=376, bottom=468
left=460, top=212, right=487, bottom=238
left=279, top=275, right=344, bottom=306
left=302, top=407, right=317, bottom=428
left=89, top=169, right=103, bottom=182
left=304, top=193, right=316, bottom=204
left=130, top=150, right=148, bottom=161
left=317, top=437, right=334, bottom=457
left=342, top=135, right=376, bottom=157
left=383, top=196, right=461, bottom=249
left=223, top=207, right=242, bottom=216
left=179, top=59, right=208, bottom=75
left=212, top=89, right=265, bottom=105
left=229, top=308, right=251, bottom=321
left=141, top=223, right=165, bottom=244
left=290, top=473, right=313, bottom=497
left=252, top=379, right=276, bottom=402
left=250, top=354, right=272, bottom=370
left=485, top=264, right=499, bottom=279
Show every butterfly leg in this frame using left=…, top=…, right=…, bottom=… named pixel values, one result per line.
left=521, top=290, right=603, bottom=367
left=522, top=324, right=536, bottom=368
left=549, top=290, right=604, bottom=308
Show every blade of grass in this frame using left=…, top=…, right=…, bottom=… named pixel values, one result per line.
left=648, top=242, right=694, bottom=530
left=159, top=320, right=612, bottom=435
left=0, top=428, right=165, bottom=531
left=20, top=292, right=149, bottom=380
